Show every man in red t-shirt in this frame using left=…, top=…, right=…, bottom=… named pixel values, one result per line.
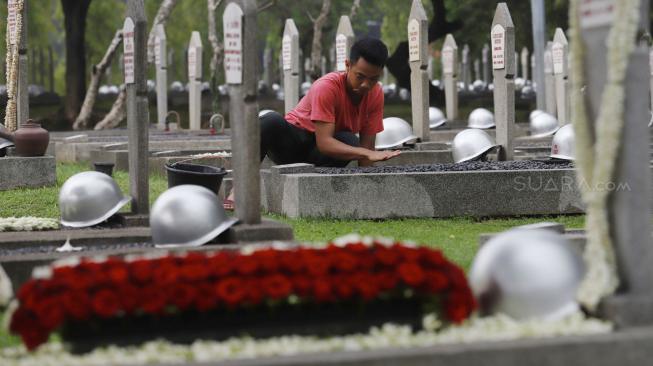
left=224, top=37, right=400, bottom=209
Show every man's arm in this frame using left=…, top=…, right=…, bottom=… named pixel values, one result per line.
left=314, top=121, right=400, bottom=163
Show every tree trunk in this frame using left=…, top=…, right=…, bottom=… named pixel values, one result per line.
left=61, top=0, right=92, bottom=123
left=309, top=0, right=331, bottom=81
left=94, top=88, right=126, bottom=130
left=146, top=0, right=180, bottom=64
left=73, top=30, right=123, bottom=130
left=385, top=0, right=462, bottom=104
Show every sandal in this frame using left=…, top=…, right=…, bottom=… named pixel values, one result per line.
left=223, top=198, right=235, bottom=211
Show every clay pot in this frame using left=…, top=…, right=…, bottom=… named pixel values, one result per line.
left=14, top=120, right=49, bottom=157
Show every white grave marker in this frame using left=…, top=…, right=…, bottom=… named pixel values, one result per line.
left=223, top=3, right=243, bottom=84
left=8, top=0, right=18, bottom=45
left=154, top=24, right=167, bottom=130
left=188, top=31, right=203, bottom=131
left=282, top=19, right=300, bottom=113
left=335, top=16, right=354, bottom=72
left=408, top=0, right=429, bottom=142
left=408, top=19, right=420, bottom=62
left=282, top=35, right=292, bottom=71
left=578, top=0, right=615, bottom=29
left=491, top=24, right=506, bottom=70
left=123, top=18, right=135, bottom=84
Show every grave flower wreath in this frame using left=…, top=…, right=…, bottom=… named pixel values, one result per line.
left=8, top=240, right=476, bottom=351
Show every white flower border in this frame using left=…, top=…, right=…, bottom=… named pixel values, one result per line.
left=0, top=217, right=59, bottom=232
left=569, top=0, right=641, bottom=310
left=0, top=311, right=611, bottom=366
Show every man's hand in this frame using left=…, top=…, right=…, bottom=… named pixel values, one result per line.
left=365, top=149, right=401, bottom=162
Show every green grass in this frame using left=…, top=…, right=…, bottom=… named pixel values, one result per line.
left=0, top=162, right=585, bottom=349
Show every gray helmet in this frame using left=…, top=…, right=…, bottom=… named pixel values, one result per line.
left=469, top=229, right=583, bottom=320
left=150, top=185, right=237, bottom=248
left=550, top=124, right=575, bottom=160
left=429, top=107, right=447, bottom=129
left=59, top=171, right=131, bottom=227
left=452, top=128, right=498, bottom=163
left=529, top=109, right=545, bottom=121
left=529, top=111, right=559, bottom=138
left=467, top=108, right=495, bottom=129
left=258, top=109, right=275, bottom=118
left=375, top=117, right=418, bottom=149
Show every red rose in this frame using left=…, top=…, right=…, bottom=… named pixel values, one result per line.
left=261, top=274, right=292, bottom=300
left=421, top=270, right=450, bottom=293
left=33, top=297, right=65, bottom=331
left=304, top=255, right=330, bottom=277
left=194, top=283, right=218, bottom=312
left=234, top=255, right=259, bottom=276
left=252, top=249, right=279, bottom=272
left=62, top=291, right=91, bottom=321
left=445, top=290, right=475, bottom=323
left=215, top=277, right=246, bottom=306
left=397, top=262, right=426, bottom=287
left=332, top=252, right=357, bottom=273
left=9, top=306, right=35, bottom=334
left=312, top=278, right=333, bottom=302
left=344, top=242, right=368, bottom=254
left=279, top=250, right=304, bottom=274
left=169, top=283, right=198, bottom=311
left=130, top=259, right=154, bottom=283
left=395, top=244, right=421, bottom=262
left=184, top=252, right=208, bottom=264
left=118, top=285, right=141, bottom=314
left=244, top=279, right=264, bottom=306
left=374, top=245, right=400, bottom=267
left=152, top=263, right=180, bottom=285
left=375, top=271, right=399, bottom=291
left=179, top=263, right=210, bottom=282
left=141, top=287, right=168, bottom=314
left=21, top=327, right=49, bottom=351
left=92, top=289, right=121, bottom=318
left=353, top=274, right=379, bottom=301
left=208, top=252, right=234, bottom=277
left=107, top=263, right=129, bottom=285
left=418, top=247, right=446, bottom=267
left=333, top=275, right=355, bottom=299
left=291, top=276, right=312, bottom=297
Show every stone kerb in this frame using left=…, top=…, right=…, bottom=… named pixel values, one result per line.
left=154, top=24, right=167, bottom=130
left=552, top=28, right=569, bottom=125
left=188, top=31, right=203, bottom=130
left=408, top=0, right=429, bottom=142
left=282, top=19, right=300, bottom=113
left=442, top=34, right=459, bottom=120
left=262, top=165, right=583, bottom=219
left=491, top=3, right=515, bottom=161
left=335, top=16, right=354, bottom=72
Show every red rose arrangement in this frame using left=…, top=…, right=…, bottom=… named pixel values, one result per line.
left=9, top=240, right=476, bottom=351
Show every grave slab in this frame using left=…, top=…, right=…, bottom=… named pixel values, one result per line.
left=0, top=155, right=55, bottom=190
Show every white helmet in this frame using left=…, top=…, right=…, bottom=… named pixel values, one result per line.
left=529, top=111, right=559, bottom=138
left=550, top=124, right=575, bottom=160
left=452, top=129, right=497, bottom=163
left=429, top=107, right=447, bottom=129
left=375, top=117, right=418, bottom=149
left=467, top=108, right=495, bottom=129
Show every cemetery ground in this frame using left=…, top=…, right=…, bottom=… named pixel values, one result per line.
left=0, top=161, right=584, bottom=350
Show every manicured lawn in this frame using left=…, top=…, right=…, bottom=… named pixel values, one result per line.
left=0, top=162, right=585, bottom=349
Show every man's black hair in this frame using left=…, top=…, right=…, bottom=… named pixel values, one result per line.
left=349, top=37, right=388, bottom=68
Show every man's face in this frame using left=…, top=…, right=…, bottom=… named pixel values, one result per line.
left=345, top=57, right=383, bottom=98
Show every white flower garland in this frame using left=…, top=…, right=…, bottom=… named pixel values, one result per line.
left=4, top=0, right=24, bottom=132
left=0, top=311, right=611, bottom=366
left=0, top=217, right=59, bottom=232
left=569, top=0, right=641, bottom=310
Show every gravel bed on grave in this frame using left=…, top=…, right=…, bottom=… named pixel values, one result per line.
left=0, top=242, right=154, bottom=256
left=316, top=160, right=574, bottom=175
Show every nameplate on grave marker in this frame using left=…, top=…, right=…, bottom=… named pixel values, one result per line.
left=336, top=34, right=347, bottom=72
left=188, top=47, right=197, bottom=79
left=552, top=43, right=564, bottom=75
left=491, top=24, right=505, bottom=70
left=282, top=35, right=292, bottom=71
left=408, top=19, right=420, bottom=63
left=123, top=18, right=135, bottom=84
left=579, top=0, right=615, bottom=29
left=155, top=36, right=162, bottom=67
left=223, top=3, right=243, bottom=84
left=442, top=46, right=454, bottom=74
left=7, top=0, right=18, bottom=45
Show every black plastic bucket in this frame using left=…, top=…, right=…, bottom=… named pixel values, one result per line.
left=165, top=162, right=227, bottom=194
left=93, top=162, right=115, bottom=177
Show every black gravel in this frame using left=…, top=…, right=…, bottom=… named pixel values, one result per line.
left=0, top=242, right=154, bottom=257
left=315, top=160, right=574, bottom=175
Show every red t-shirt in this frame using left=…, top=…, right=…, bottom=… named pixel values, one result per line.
left=285, top=72, right=384, bottom=135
